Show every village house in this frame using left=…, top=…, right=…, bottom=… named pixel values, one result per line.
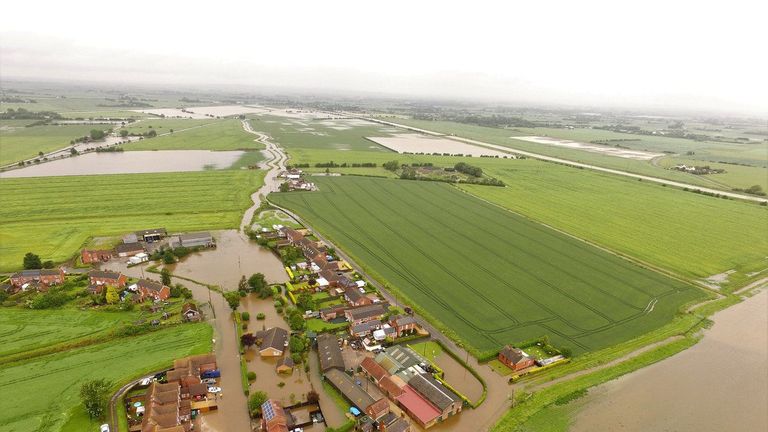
left=345, top=303, right=389, bottom=326
left=87, top=270, right=127, bottom=294
left=81, top=249, right=112, bottom=264
left=344, top=284, right=372, bottom=307
left=181, top=303, right=201, bottom=322
left=281, top=227, right=305, bottom=244
left=261, top=399, right=289, bottom=432
left=389, top=315, right=418, bottom=338
left=259, top=327, right=289, bottom=357
left=350, top=320, right=381, bottom=338
left=498, top=346, right=536, bottom=371
left=408, top=373, right=462, bottom=421
left=141, top=381, right=192, bottom=432
left=9, top=268, right=65, bottom=290
left=317, top=333, right=345, bottom=373
left=319, top=304, right=348, bottom=322
left=115, top=242, right=145, bottom=257
left=137, top=278, right=171, bottom=301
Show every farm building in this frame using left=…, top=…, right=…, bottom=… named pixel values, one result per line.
left=498, top=346, right=535, bottom=371
left=345, top=303, right=389, bottom=326
left=375, top=346, right=429, bottom=375
left=360, top=357, right=389, bottom=385
left=87, top=270, right=127, bottom=294
left=81, top=249, right=112, bottom=264
left=179, top=232, right=215, bottom=248
left=137, top=278, right=170, bottom=301
left=323, top=368, right=390, bottom=420
left=135, top=228, right=167, bottom=242
left=115, top=242, right=145, bottom=257
left=259, top=327, right=289, bottom=357
left=317, top=333, right=345, bottom=372
left=261, top=399, right=289, bottom=432
left=408, top=373, right=462, bottom=420
left=396, top=385, right=442, bottom=429
left=9, top=268, right=65, bottom=289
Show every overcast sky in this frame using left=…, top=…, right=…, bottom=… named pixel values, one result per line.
left=1, top=0, right=766, bottom=115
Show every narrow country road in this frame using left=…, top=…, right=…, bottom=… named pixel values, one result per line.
left=356, top=115, right=768, bottom=204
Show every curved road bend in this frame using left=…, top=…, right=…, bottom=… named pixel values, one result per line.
left=355, top=115, right=768, bottom=204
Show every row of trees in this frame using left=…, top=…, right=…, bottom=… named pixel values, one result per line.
left=22, top=252, right=53, bottom=270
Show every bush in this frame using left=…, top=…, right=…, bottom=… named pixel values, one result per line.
left=247, top=371, right=257, bottom=381
left=256, top=313, right=266, bottom=320
left=241, top=312, right=250, bottom=321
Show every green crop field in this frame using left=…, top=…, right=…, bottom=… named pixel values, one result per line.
left=378, top=117, right=768, bottom=190
left=120, top=118, right=220, bottom=136
left=0, top=170, right=263, bottom=271
left=457, top=157, right=768, bottom=289
left=124, top=118, right=262, bottom=151
left=0, top=323, right=212, bottom=432
left=271, top=176, right=704, bottom=356
left=0, top=122, right=99, bottom=166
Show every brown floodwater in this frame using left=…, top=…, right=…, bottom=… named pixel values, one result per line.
left=0, top=150, right=244, bottom=178
left=429, top=348, right=485, bottom=403
left=571, top=289, right=768, bottom=432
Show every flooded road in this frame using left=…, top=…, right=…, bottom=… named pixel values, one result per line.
left=571, top=289, right=768, bottom=432
left=0, top=150, right=243, bottom=178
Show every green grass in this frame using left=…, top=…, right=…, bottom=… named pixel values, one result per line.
left=306, top=318, right=349, bottom=333
left=658, top=157, right=768, bottom=190
left=0, top=323, right=212, bottom=432
left=456, top=158, right=768, bottom=288
left=124, top=119, right=262, bottom=151
left=271, top=176, right=705, bottom=356
left=120, top=118, right=219, bottom=135
left=0, top=170, right=264, bottom=271
left=409, top=341, right=443, bottom=362
left=0, top=122, right=99, bottom=165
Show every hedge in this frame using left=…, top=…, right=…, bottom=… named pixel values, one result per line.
left=432, top=338, right=487, bottom=408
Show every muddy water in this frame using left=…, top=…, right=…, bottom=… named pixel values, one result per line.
left=169, top=230, right=288, bottom=288
left=0, top=150, right=243, bottom=178
left=571, top=289, right=768, bottom=432
left=428, top=349, right=484, bottom=403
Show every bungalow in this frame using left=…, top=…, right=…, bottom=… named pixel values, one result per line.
left=181, top=303, right=201, bottom=322
left=87, top=270, right=127, bottom=294
left=135, top=228, right=167, bottom=243
left=498, top=346, right=535, bottom=371
left=344, top=284, right=372, bottom=307
left=276, top=357, right=295, bottom=374
left=389, top=315, right=418, bottom=338
left=115, top=242, right=145, bottom=257
left=350, top=320, right=381, bottom=338
left=320, top=304, right=348, bottom=322
left=81, top=249, right=112, bottom=264
left=261, top=399, right=289, bottom=432
left=259, top=327, right=289, bottom=357
left=179, top=232, right=215, bottom=248
left=345, top=303, right=389, bottom=326
left=317, top=333, right=345, bottom=372
left=408, top=373, right=462, bottom=421
left=10, top=268, right=65, bottom=289
left=137, top=279, right=171, bottom=301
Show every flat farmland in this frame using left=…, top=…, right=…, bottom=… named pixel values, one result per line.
left=0, top=122, right=99, bottom=166
left=0, top=170, right=263, bottom=271
left=271, top=176, right=704, bottom=356
left=0, top=323, right=212, bottom=432
left=459, top=158, right=768, bottom=289
left=124, top=119, right=262, bottom=151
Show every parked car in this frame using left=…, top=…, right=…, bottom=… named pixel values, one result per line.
left=202, top=378, right=217, bottom=385
left=100, top=424, right=110, bottom=432
left=207, top=386, right=222, bottom=393
left=201, top=369, right=221, bottom=379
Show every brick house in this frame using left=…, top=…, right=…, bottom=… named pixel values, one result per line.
left=498, top=346, right=535, bottom=371
left=10, top=269, right=65, bottom=289
left=389, top=315, right=418, bottom=337
left=345, top=303, right=388, bottom=326
left=87, top=270, right=127, bottom=293
left=137, top=279, right=171, bottom=301
left=81, top=249, right=112, bottom=264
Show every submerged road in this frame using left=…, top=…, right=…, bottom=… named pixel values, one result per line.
left=355, top=115, right=768, bottom=204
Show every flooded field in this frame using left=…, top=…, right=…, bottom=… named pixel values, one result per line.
left=0, top=150, right=244, bottom=178
left=571, top=289, right=768, bottom=432
left=513, top=136, right=664, bottom=160
left=367, top=133, right=509, bottom=157
left=134, top=105, right=268, bottom=119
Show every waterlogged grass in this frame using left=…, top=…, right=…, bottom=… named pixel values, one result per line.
left=457, top=158, right=768, bottom=288
left=125, top=119, right=262, bottom=151
left=0, top=170, right=264, bottom=271
left=0, top=122, right=98, bottom=165
left=249, top=115, right=395, bottom=152
left=0, top=323, right=212, bottom=432
left=271, top=176, right=704, bottom=356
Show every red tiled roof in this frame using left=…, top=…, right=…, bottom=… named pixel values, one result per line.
left=361, top=357, right=388, bottom=382
left=396, top=385, right=440, bottom=425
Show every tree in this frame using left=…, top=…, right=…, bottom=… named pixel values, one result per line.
left=80, top=379, right=111, bottom=419
left=383, top=160, right=400, bottom=171
left=279, top=182, right=290, bottom=192
left=70, top=147, right=78, bottom=155
left=296, top=293, right=315, bottom=312
left=105, top=286, right=120, bottom=304
left=119, top=129, right=129, bottom=137
left=248, top=391, right=268, bottom=417
left=147, top=129, right=157, bottom=138
left=160, top=268, right=172, bottom=286
left=289, top=335, right=306, bottom=354
left=23, top=252, right=42, bottom=269
left=224, top=291, right=241, bottom=311
left=42, top=260, right=54, bottom=269
left=241, top=333, right=257, bottom=348
left=162, top=250, right=176, bottom=264
left=248, top=273, right=267, bottom=293
left=307, top=390, right=319, bottom=404
left=286, top=308, right=306, bottom=331
left=90, top=129, right=106, bottom=140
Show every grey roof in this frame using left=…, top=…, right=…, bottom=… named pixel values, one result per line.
left=499, top=346, right=532, bottom=364
left=136, top=228, right=167, bottom=236
left=346, top=303, right=388, bottom=321
left=323, top=368, right=378, bottom=412
left=260, top=327, right=288, bottom=352
left=12, top=269, right=61, bottom=277
left=345, top=285, right=364, bottom=303
left=115, top=242, right=144, bottom=253
left=179, top=232, right=212, bottom=241
left=375, top=345, right=428, bottom=374
left=88, top=270, right=122, bottom=280
left=387, top=418, right=410, bottom=432
left=408, top=373, right=460, bottom=411
left=137, top=279, right=165, bottom=292
left=351, top=320, right=381, bottom=335
left=317, top=334, right=345, bottom=372
left=392, top=315, right=417, bottom=327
